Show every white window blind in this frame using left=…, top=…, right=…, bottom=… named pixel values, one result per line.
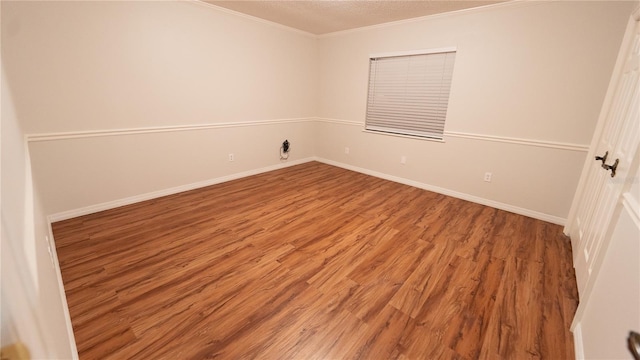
left=366, top=50, right=456, bottom=140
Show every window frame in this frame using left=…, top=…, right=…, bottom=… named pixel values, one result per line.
left=365, top=47, right=457, bottom=141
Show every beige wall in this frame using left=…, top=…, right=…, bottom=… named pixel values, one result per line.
left=314, top=121, right=588, bottom=222
left=30, top=122, right=317, bottom=216
left=2, top=2, right=318, bottom=357
left=3, top=1, right=318, bottom=134
left=1, top=63, right=74, bottom=358
left=1, top=1, right=636, bottom=357
left=4, top=0, right=632, bottom=220
left=2, top=0, right=319, bottom=216
left=316, top=1, right=634, bottom=221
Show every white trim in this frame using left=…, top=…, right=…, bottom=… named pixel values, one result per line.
left=315, top=118, right=363, bottom=126
left=564, top=9, right=640, bottom=233
left=318, top=0, right=544, bottom=38
left=45, top=222, right=79, bottom=359
left=193, top=0, right=542, bottom=39
left=622, top=192, right=640, bottom=227
left=49, top=154, right=566, bottom=225
left=315, top=118, right=589, bottom=152
left=362, top=129, right=445, bottom=143
left=570, top=194, right=640, bottom=355
left=49, top=157, right=315, bottom=222
left=188, top=0, right=316, bottom=38
left=445, top=131, right=589, bottom=152
left=27, top=118, right=314, bottom=142
left=315, top=157, right=566, bottom=225
left=573, top=322, right=585, bottom=360
left=370, top=47, right=456, bottom=59
left=28, top=118, right=589, bottom=153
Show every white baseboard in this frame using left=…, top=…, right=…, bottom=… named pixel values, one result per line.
left=45, top=222, right=79, bottom=360
left=573, top=322, right=584, bottom=360
left=48, top=157, right=315, bottom=222
left=315, top=158, right=566, bottom=225
left=49, top=155, right=566, bottom=226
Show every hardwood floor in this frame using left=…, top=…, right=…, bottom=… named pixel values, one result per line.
left=53, top=161, right=579, bottom=359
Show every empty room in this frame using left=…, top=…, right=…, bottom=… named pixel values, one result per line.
left=2, top=0, right=639, bottom=359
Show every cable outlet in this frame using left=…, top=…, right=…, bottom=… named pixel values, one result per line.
left=345, top=147, right=350, bottom=155
left=228, top=153, right=234, bottom=162
left=401, top=156, right=407, bottom=165
left=484, top=172, right=492, bottom=182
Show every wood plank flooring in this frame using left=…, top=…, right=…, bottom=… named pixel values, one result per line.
left=53, top=161, right=579, bottom=359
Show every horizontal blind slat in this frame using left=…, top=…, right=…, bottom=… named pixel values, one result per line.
left=366, top=50, right=455, bottom=139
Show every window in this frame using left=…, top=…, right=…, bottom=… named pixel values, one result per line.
left=365, top=48, right=456, bottom=140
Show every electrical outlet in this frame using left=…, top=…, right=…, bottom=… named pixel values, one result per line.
left=228, top=153, right=234, bottom=162
left=345, top=147, right=350, bottom=155
left=401, top=156, right=407, bottom=165
left=484, top=172, right=492, bottom=182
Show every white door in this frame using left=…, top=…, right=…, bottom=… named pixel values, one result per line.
left=566, top=13, right=639, bottom=295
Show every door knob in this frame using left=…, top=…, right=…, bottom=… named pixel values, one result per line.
left=629, top=331, right=640, bottom=360
left=595, top=151, right=608, bottom=165
left=603, top=158, right=619, bottom=177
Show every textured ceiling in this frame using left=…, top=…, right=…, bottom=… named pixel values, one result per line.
left=205, top=1, right=509, bottom=35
